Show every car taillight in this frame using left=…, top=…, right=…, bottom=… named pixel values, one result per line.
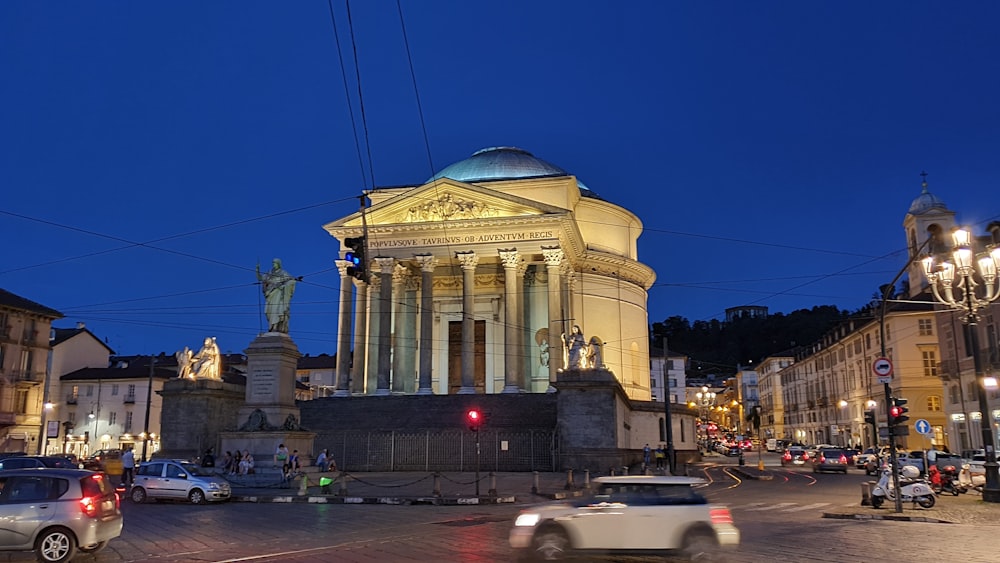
left=803, top=453, right=810, bottom=460
left=710, top=507, right=733, bottom=525
left=115, top=492, right=121, bottom=510
left=840, top=455, right=848, bottom=464
left=819, top=455, right=826, bottom=463
left=783, top=452, right=791, bottom=461
left=79, top=496, right=99, bottom=518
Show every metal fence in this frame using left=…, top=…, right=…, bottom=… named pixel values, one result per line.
left=323, top=429, right=557, bottom=472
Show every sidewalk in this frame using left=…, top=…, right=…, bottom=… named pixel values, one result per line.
left=224, top=470, right=591, bottom=505
left=730, top=465, right=1000, bottom=525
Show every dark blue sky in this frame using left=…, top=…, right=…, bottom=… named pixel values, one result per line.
left=2, top=1, right=999, bottom=358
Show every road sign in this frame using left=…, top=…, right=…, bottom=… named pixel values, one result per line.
left=914, top=419, right=933, bottom=435
left=872, top=357, right=893, bottom=384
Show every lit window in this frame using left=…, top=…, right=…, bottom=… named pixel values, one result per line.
left=922, top=351, right=938, bottom=377
left=927, top=396, right=942, bottom=412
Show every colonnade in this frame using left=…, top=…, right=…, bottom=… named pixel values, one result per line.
left=332, top=246, right=571, bottom=395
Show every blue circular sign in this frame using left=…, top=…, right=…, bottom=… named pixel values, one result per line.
left=914, top=419, right=932, bottom=435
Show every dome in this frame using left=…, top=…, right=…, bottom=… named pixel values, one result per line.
left=428, top=147, right=601, bottom=199
left=908, top=182, right=947, bottom=215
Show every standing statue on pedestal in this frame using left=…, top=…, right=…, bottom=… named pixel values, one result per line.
left=562, top=325, right=586, bottom=370
left=257, top=258, right=297, bottom=333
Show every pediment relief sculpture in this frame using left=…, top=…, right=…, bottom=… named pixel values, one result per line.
left=400, top=193, right=500, bottom=223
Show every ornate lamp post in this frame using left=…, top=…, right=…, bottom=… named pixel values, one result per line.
left=835, top=400, right=848, bottom=446
left=920, top=226, right=1000, bottom=503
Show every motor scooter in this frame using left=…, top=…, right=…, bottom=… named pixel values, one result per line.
left=937, top=464, right=966, bottom=495
left=958, top=463, right=984, bottom=493
left=870, top=465, right=935, bottom=508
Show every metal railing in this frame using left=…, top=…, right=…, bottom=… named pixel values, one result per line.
left=321, top=429, right=557, bottom=473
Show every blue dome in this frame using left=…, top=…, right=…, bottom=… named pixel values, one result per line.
left=908, top=183, right=947, bottom=215
left=428, top=147, right=601, bottom=199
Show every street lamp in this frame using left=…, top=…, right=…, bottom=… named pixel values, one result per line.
left=695, top=387, right=717, bottom=449
left=920, top=226, right=1000, bottom=503
left=836, top=400, right=848, bottom=446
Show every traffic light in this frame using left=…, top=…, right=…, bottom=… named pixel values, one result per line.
left=343, top=237, right=366, bottom=280
left=889, top=397, right=909, bottom=427
left=864, top=410, right=876, bottom=425
left=466, top=408, right=483, bottom=432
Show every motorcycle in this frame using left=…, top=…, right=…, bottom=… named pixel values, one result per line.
left=936, top=464, right=967, bottom=495
left=871, top=465, right=936, bottom=508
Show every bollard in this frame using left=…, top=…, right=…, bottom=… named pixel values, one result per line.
left=622, top=465, right=629, bottom=476
left=433, top=472, right=442, bottom=497
left=298, top=473, right=309, bottom=496
left=488, top=471, right=497, bottom=498
left=565, top=469, right=575, bottom=490
left=584, top=469, right=591, bottom=489
left=338, top=470, right=348, bottom=497
left=609, top=467, right=616, bottom=477
left=860, top=482, right=872, bottom=506
left=319, top=475, right=334, bottom=494
left=531, top=471, right=539, bottom=495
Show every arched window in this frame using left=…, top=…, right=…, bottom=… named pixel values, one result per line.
left=927, top=396, right=942, bottom=412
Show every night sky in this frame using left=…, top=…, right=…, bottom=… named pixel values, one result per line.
left=2, top=1, right=999, bottom=358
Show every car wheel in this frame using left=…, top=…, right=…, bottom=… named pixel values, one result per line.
left=79, top=541, right=107, bottom=554
left=189, top=488, right=206, bottom=505
left=131, top=486, right=148, bottom=504
left=35, top=526, right=77, bottom=563
left=682, top=530, right=721, bottom=562
left=531, top=525, right=570, bottom=560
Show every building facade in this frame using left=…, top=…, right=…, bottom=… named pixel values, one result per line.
left=323, top=147, right=656, bottom=400
left=0, top=289, right=63, bottom=453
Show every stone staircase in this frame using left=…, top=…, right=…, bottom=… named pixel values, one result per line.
left=213, top=465, right=322, bottom=489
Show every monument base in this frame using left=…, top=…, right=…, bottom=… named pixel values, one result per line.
left=219, top=430, right=316, bottom=469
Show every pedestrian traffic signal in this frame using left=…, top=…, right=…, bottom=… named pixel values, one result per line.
left=343, top=237, right=366, bottom=280
left=466, top=408, right=483, bottom=432
left=864, top=410, right=876, bottom=425
left=889, top=397, right=909, bottom=427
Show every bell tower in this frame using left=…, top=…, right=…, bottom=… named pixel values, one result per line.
left=902, top=172, right=956, bottom=298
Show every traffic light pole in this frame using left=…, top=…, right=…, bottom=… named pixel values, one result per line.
left=884, top=383, right=903, bottom=513
left=474, top=428, right=481, bottom=497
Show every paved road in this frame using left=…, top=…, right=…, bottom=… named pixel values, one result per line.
left=0, top=457, right=996, bottom=562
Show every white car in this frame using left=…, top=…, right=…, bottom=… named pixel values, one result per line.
left=509, top=475, right=739, bottom=561
left=130, top=459, right=231, bottom=504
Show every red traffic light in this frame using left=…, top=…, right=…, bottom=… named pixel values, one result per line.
left=890, top=406, right=902, bottom=418
left=466, top=409, right=483, bottom=431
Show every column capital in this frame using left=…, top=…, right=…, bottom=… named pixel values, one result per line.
left=335, top=259, right=352, bottom=277
left=498, top=248, right=520, bottom=269
left=455, top=251, right=479, bottom=270
left=414, top=254, right=438, bottom=272
left=541, top=246, right=564, bottom=267
left=374, top=256, right=396, bottom=272
left=392, top=263, right=411, bottom=285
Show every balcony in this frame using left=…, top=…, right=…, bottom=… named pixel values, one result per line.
left=66, top=396, right=78, bottom=405
left=123, top=394, right=136, bottom=404
left=13, top=370, right=43, bottom=385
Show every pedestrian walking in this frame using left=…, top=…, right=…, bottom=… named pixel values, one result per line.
left=643, top=444, right=651, bottom=469
left=121, top=447, right=135, bottom=488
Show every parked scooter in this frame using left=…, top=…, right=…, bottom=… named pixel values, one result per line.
left=958, top=463, right=985, bottom=493
left=936, top=464, right=967, bottom=495
left=871, top=465, right=936, bottom=508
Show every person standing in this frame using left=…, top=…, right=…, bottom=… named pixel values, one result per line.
left=643, top=444, right=651, bottom=469
left=121, top=447, right=135, bottom=488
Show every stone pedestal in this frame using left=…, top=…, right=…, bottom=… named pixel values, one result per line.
left=157, top=378, right=246, bottom=462
left=221, top=332, right=315, bottom=468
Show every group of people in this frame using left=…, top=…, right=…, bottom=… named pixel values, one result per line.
left=220, top=450, right=256, bottom=475
left=643, top=443, right=669, bottom=470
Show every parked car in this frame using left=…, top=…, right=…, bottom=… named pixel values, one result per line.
left=0, top=456, right=79, bottom=471
left=0, top=468, right=122, bottom=562
left=811, top=448, right=849, bottom=474
left=856, top=448, right=877, bottom=469
left=509, top=475, right=739, bottom=560
left=130, top=459, right=231, bottom=504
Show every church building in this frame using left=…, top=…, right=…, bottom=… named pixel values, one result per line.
left=322, top=147, right=656, bottom=400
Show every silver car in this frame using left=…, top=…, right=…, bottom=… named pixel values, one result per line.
left=130, top=459, right=231, bottom=504
left=0, top=468, right=123, bottom=563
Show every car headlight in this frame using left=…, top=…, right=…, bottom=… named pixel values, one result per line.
left=207, top=483, right=220, bottom=490
left=514, top=513, right=540, bottom=527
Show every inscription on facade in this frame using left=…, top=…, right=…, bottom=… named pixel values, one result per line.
left=250, top=367, right=277, bottom=403
left=370, top=230, right=555, bottom=250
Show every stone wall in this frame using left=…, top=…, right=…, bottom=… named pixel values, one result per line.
left=157, top=378, right=245, bottom=461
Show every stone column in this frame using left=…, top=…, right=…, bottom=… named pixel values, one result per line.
left=542, top=246, right=565, bottom=392
left=499, top=249, right=522, bottom=394
left=391, top=264, right=409, bottom=393
left=374, top=257, right=396, bottom=396
left=365, top=270, right=381, bottom=395
left=334, top=260, right=353, bottom=397
left=456, top=251, right=479, bottom=394
left=415, top=254, right=437, bottom=395
left=517, top=261, right=530, bottom=390
left=349, top=277, right=368, bottom=395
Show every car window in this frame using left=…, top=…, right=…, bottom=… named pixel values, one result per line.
left=179, top=462, right=214, bottom=476
left=821, top=449, right=845, bottom=457
left=138, top=462, right=164, bottom=477
left=80, top=474, right=112, bottom=497
left=166, top=464, right=186, bottom=478
left=0, top=458, right=39, bottom=470
left=4, top=476, right=58, bottom=502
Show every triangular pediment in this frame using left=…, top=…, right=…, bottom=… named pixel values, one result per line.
left=329, top=179, right=570, bottom=228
